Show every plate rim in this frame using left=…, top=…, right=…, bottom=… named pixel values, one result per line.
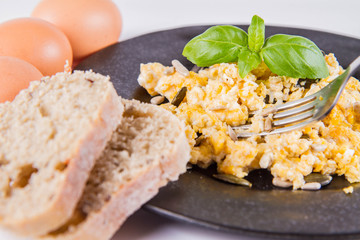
left=76, top=24, right=360, bottom=238
left=119, top=23, right=360, bottom=44
left=143, top=204, right=360, bottom=240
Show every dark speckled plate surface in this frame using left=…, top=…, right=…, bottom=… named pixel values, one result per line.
left=76, top=26, right=360, bottom=239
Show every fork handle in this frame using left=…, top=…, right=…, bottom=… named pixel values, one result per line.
left=349, top=56, right=360, bottom=76
left=330, top=56, right=360, bottom=99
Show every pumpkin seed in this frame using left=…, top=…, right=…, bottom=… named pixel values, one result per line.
left=297, top=78, right=320, bottom=89
left=213, top=174, right=252, bottom=187
left=195, top=135, right=205, bottom=146
left=191, top=65, right=201, bottom=73
left=300, top=133, right=311, bottom=139
left=304, top=173, right=332, bottom=186
left=264, top=95, right=271, bottom=104
left=171, top=87, right=187, bottom=107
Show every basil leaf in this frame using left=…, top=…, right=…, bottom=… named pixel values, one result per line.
left=237, top=48, right=261, bottom=78
left=261, top=34, right=329, bottom=79
left=248, top=15, right=265, bottom=52
left=182, top=25, right=248, bottom=67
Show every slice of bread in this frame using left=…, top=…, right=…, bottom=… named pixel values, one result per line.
left=0, top=71, right=123, bottom=236
left=40, top=99, right=190, bottom=240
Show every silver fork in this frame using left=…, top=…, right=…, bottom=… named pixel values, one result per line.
left=233, top=56, right=360, bottom=138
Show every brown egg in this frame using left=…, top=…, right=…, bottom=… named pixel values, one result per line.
left=0, top=56, right=43, bottom=103
left=32, top=0, right=122, bottom=60
left=0, top=18, right=73, bottom=76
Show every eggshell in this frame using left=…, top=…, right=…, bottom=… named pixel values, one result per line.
left=0, top=17, right=73, bottom=76
left=32, top=0, right=122, bottom=60
left=0, top=56, right=43, bottom=103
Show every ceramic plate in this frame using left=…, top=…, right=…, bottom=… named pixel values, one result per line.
left=76, top=25, right=360, bottom=239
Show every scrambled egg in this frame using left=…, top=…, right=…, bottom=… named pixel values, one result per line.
left=138, top=54, right=360, bottom=189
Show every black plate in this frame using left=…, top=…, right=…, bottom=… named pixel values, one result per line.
left=76, top=26, right=360, bottom=239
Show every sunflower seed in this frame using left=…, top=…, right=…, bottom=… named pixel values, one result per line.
left=172, top=60, right=190, bottom=77
left=171, top=87, right=187, bottom=107
left=227, top=125, right=238, bottom=141
left=261, top=106, right=277, bottom=116
left=301, top=182, right=321, bottom=190
left=209, top=105, right=227, bottom=111
left=264, top=117, right=272, bottom=131
left=163, top=67, right=175, bottom=75
left=272, top=177, right=292, bottom=188
left=304, top=173, right=332, bottom=186
left=213, top=174, right=252, bottom=187
left=311, top=144, right=327, bottom=152
left=259, top=152, right=273, bottom=169
left=150, top=95, right=165, bottom=105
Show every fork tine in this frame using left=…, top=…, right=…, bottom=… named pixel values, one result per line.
left=273, top=110, right=314, bottom=127
left=234, top=101, right=316, bottom=130
left=270, top=119, right=314, bottom=135
left=234, top=56, right=360, bottom=138
left=232, top=124, right=251, bottom=130
left=236, top=118, right=315, bottom=138
left=234, top=108, right=314, bottom=134
left=249, top=94, right=317, bottom=117
left=276, top=95, right=316, bottom=111
left=273, top=101, right=316, bottom=119
left=241, top=120, right=313, bottom=137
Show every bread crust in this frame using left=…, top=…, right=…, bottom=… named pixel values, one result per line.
left=40, top=112, right=190, bottom=240
left=2, top=82, right=123, bottom=236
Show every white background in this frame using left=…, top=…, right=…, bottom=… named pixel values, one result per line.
left=0, top=0, right=360, bottom=240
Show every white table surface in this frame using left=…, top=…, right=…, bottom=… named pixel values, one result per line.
left=1, top=1, right=360, bottom=240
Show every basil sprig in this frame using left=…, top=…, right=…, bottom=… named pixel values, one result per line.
left=182, top=25, right=248, bottom=67
left=182, top=15, right=329, bottom=79
left=248, top=15, right=265, bottom=52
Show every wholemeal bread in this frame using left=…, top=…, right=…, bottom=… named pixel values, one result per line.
left=0, top=71, right=123, bottom=236
left=41, top=99, right=190, bottom=240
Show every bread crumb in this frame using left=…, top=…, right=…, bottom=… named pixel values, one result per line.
left=343, top=186, right=354, bottom=194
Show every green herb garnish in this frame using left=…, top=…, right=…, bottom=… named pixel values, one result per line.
left=182, top=15, right=329, bottom=79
